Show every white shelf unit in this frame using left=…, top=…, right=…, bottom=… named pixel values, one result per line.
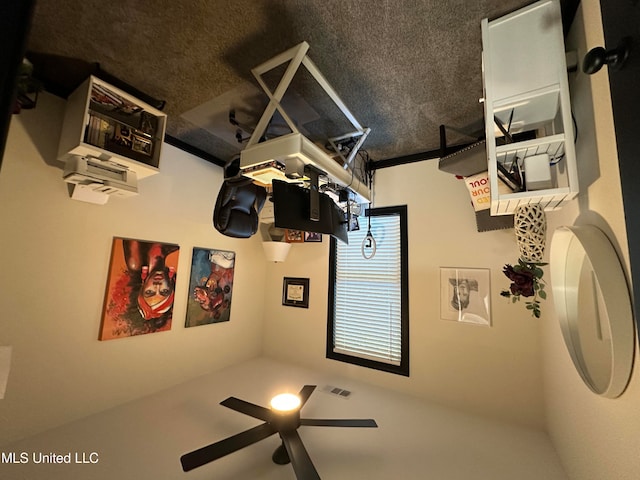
left=58, top=76, right=166, bottom=179
left=481, top=0, right=578, bottom=215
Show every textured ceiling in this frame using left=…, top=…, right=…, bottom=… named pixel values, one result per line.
left=26, top=0, right=577, bottom=166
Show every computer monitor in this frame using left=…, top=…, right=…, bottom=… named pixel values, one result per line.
left=271, top=180, right=348, bottom=244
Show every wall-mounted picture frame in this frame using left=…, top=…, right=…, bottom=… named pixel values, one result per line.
left=304, top=231, right=322, bottom=242
left=440, top=267, right=491, bottom=326
left=282, top=277, right=310, bottom=308
left=285, top=229, right=304, bottom=243
left=132, top=134, right=152, bottom=156
left=185, top=248, right=235, bottom=327
left=100, top=237, right=180, bottom=340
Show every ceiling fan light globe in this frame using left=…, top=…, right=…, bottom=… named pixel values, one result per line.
left=270, top=393, right=301, bottom=412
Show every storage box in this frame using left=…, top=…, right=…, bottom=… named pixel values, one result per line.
left=524, top=153, right=552, bottom=190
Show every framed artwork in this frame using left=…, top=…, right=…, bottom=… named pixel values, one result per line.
left=185, top=248, right=236, bottom=327
left=440, top=267, right=491, bottom=326
left=100, top=237, right=180, bottom=340
left=282, top=277, right=310, bottom=308
left=304, top=231, right=322, bottom=242
left=131, top=134, right=152, bottom=156
left=285, top=229, right=304, bottom=243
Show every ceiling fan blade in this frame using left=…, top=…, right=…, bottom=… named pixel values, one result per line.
left=301, top=418, right=378, bottom=428
left=220, top=396, right=273, bottom=422
left=298, top=385, right=316, bottom=407
left=280, top=429, right=321, bottom=480
left=180, top=422, right=276, bottom=472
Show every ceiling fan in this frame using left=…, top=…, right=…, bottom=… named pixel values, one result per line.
left=180, top=385, right=378, bottom=480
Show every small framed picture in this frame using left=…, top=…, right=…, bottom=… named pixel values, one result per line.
left=113, top=124, right=133, bottom=147
left=139, top=111, right=158, bottom=136
left=304, top=231, right=322, bottom=242
left=285, top=229, right=304, bottom=243
left=132, top=134, right=153, bottom=156
left=282, top=277, right=310, bottom=308
left=440, top=267, right=491, bottom=326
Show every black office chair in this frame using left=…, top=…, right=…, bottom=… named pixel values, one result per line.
left=213, top=175, right=266, bottom=238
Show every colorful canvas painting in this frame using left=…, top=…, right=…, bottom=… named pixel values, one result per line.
left=99, top=237, right=180, bottom=340
left=185, top=248, right=236, bottom=327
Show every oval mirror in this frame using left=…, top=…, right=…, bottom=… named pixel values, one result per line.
left=550, top=225, right=635, bottom=398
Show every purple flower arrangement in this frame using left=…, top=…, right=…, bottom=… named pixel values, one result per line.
left=500, top=259, right=547, bottom=318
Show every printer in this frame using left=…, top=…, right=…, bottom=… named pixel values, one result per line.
left=63, top=156, right=138, bottom=204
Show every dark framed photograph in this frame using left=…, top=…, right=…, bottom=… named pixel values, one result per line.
left=304, top=231, right=322, bottom=242
left=282, top=277, right=310, bottom=308
left=132, top=134, right=153, bottom=155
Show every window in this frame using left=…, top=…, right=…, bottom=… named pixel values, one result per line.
left=327, top=205, right=409, bottom=376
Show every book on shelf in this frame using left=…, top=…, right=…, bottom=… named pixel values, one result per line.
left=84, top=112, right=157, bottom=164
left=85, top=114, right=115, bottom=149
left=96, top=118, right=113, bottom=148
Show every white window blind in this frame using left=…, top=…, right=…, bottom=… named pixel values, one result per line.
left=333, top=214, right=403, bottom=366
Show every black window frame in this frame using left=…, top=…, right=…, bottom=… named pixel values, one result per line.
left=326, top=205, right=409, bottom=376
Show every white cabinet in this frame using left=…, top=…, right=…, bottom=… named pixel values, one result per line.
left=482, top=0, right=578, bottom=215
left=58, top=76, right=166, bottom=179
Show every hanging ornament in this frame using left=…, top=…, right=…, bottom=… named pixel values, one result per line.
left=361, top=205, right=376, bottom=259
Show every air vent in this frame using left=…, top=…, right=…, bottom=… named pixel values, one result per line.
left=323, top=385, right=352, bottom=399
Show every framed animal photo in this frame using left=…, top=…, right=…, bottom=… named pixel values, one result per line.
left=185, top=248, right=236, bottom=327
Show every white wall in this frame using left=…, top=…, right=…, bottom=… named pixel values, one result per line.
left=540, top=2, right=640, bottom=479
left=262, top=150, right=545, bottom=429
left=0, top=93, right=267, bottom=446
